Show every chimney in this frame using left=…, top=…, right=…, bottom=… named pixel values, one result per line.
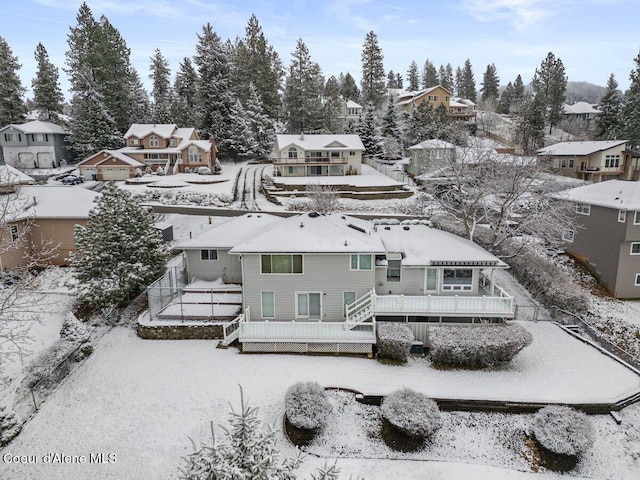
left=300, top=132, right=304, bottom=141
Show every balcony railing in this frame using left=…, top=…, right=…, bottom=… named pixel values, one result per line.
left=373, top=294, right=514, bottom=317
left=239, top=319, right=376, bottom=343
left=273, top=156, right=348, bottom=165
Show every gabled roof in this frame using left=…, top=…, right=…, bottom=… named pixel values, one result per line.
left=538, top=140, right=627, bottom=156
left=0, top=120, right=67, bottom=135
left=0, top=165, right=35, bottom=186
left=555, top=179, right=640, bottom=211
left=374, top=223, right=506, bottom=267
left=408, top=139, right=457, bottom=150
left=563, top=102, right=598, bottom=115
left=78, top=150, right=145, bottom=167
left=276, top=134, right=365, bottom=151
left=396, top=85, right=453, bottom=106
left=177, top=213, right=281, bottom=249
left=13, top=185, right=100, bottom=220
left=230, top=213, right=386, bottom=254
left=124, top=124, right=178, bottom=139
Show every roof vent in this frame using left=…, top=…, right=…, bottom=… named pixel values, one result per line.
left=309, top=212, right=320, bottom=218
left=344, top=240, right=348, bottom=246
left=384, top=226, right=391, bottom=230
left=300, top=222, right=304, bottom=228
left=347, top=223, right=366, bottom=234
left=300, top=132, right=304, bottom=140
left=403, top=226, right=410, bottom=231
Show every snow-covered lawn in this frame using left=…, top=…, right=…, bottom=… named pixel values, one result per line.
left=2, top=320, right=639, bottom=480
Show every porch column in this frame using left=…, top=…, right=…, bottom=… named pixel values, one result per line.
left=490, top=269, right=495, bottom=295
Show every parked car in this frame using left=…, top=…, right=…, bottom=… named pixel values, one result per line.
left=196, top=166, right=212, bottom=175
left=62, top=175, right=85, bottom=185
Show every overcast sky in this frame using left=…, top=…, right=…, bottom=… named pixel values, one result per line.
left=2, top=0, right=639, bottom=99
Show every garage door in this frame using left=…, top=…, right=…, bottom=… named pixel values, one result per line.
left=101, top=167, right=130, bottom=180
left=37, top=152, right=54, bottom=168
left=81, top=167, right=98, bottom=180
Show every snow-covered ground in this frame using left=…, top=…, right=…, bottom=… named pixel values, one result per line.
left=2, top=319, right=639, bottom=480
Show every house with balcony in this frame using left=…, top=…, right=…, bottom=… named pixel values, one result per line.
left=273, top=134, right=363, bottom=177
left=76, top=124, right=216, bottom=180
left=338, top=97, right=363, bottom=123
left=538, top=140, right=628, bottom=182
left=557, top=179, right=640, bottom=298
left=406, top=139, right=457, bottom=176
left=0, top=120, right=73, bottom=169
left=152, top=212, right=514, bottom=353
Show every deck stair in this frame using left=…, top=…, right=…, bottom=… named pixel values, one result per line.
left=345, top=290, right=375, bottom=325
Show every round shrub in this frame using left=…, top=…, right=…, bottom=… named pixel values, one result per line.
left=381, top=388, right=441, bottom=440
left=284, top=382, right=332, bottom=431
left=376, top=322, right=414, bottom=362
left=532, top=406, right=594, bottom=457
left=429, top=323, right=533, bottom=368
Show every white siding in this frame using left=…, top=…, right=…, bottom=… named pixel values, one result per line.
left=185, top=248, right=242, bottom=283
left=375, top=266, right=481, bottom=296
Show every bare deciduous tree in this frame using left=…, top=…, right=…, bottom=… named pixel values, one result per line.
left=305, top=183, right=341, bottom=214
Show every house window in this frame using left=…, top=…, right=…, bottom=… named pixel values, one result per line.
left=619, top=210, right=627, bottom=223
left=297, top=292, right=322, bottom=319
left=200, top=249, right=218, bottom=261
left=561, top=159, right=567, bottom=168
left=563, top=230, right=575, bottom=243
left=188, top=145, right=202, bottom=163
left=261, top=254, right=303, bottom=274
left=605, top=155, right=621, bottom=168
left=425, top=268, right=438, bottom=292
left=631, top=243, right=640, bottom=255
left=635, top=274, right=640, bottom=287
left=288, top=166, right=296, bottom=175
left=170, top=138, right=177, bottom=146
left=445, top=96, right=450, bottom=101
left=350, top=254, right=372, bottom=270
left=330, top=151, right=340, bottom=158
left=288, top=147, right=298, bottom=158
left=4, top=133, right=21, bottom=142
left=149, top=135, right=159, bottom=147
left=575, top=204, right=591, bottom=215
left=130, top=138, right=139, bottom=145
left=428, top=95, right=439, bottom=101
left=387, top=259, right=401, bottom=282
left=634, top=211, right=640, bottom=225
left=349, top=151, right=356, bottom=156
left=10, top=225, right=19, bottom=242
left=343, top=291, right=356, bottom=318
left=261, top=292, right=275, bottom=318
left=442, top=268, right=473, bottom=291
left=32, top=133, right=47, bottom=142
left=569, top=159, right=575, bottom=168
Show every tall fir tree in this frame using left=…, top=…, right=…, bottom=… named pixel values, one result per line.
left=338, top=72, right=360, bottom=102
left=173, top=57, right=199, bottom=127
left=129, top=70, right=151, bottom=124
left=443, top=64, right=454, bottom=91
left=596, top=73, right=622, bottom=140
left=149, top=48, right=173, bottom=124
left=387, top=70, right=399, bottom=88
left=498, top=81, right=514, bottom=114
left=480, top=63, right=500, bottom=103
left=407, top=61, right=420, bottom=91
left=0, top=36, right=26, bottom=126
left=421, top=59, right=438, bottom=89
left=358, top=105, right=383, bottom=158
left=460, top=59, right=477, bottom=102
left=282, top=38, right=324, bottom=133
left=619, top=49, right=640, bottom=148
left=233, top=14, right=283, bottom=120
left=322, top=75, right=345, bottom=133
left=360, top=31, right=386, bottom=109
left=71, top=183, right=167, bottom=310
left=531, top=52, right=567, bottom=133
left=32, top=43, right=64, bottom=123
left=396, top=72, right=404, bottom=90
left=454, top=66, right=463, bottom=97
left=382, top=94, right=401, bottom=142
left=515, top=93, right=546, bottom=154
left=244, top=82, right=275, bottom=157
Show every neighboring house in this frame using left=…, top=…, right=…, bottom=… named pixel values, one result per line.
left=557, top=179, right=640, bottom=298
left=0, top=185, right=99, bottom=270
left=76, top=124, right=216, bottom=180
left=0, top=120, right=73, bottom=169
left=167, top=212, right=514, bottom=353
left=273, top=134, right=364, bottom=177
left=406, top=139, right=456, bottom=176
left=563, top=102, right=598, bottom=122
left=538, top=140, right=629, bottom=182
left=449, top=97, right=476, bottom=122
left=338, top=96, right=363, bottom=122
left=395, top=85, right=453, bottom=114
left=0, top=164, right=35, bottom=193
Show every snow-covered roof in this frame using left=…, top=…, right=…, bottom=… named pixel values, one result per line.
left=374, top=224, right=507, bottom=267
left=408, top=139, right=457, bottom=150
left=124, top=124, right=178, bottom=139
left=563, top=102, right=598, bottom=115
left=345, top=98, right=362, bottom=109
left=230, top=213, right=386, bottom=254
left=86, top=150, right=145, bottom=167
left=0, top=120, right=67, bottom=135
left=0, top=165, right=35, bottom=186
left=556, top=179, right=640, bottom=211
left=538, top=140, right=627, bottom=156
left=177, top=213, right=282, bottom=249
left=276, top=134, right=365, bottom=151
left=13, top=185, right=100, bottom=220
left=452, top=97, right=476, bottom=107
left=449, top=100, right=467, bottom=108
left=396, top=86, right=454, bottom=106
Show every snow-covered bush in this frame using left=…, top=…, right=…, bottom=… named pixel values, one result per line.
left=197, top=166, right=212, bottom=175
left=376, top=322, right=414, bottom=362
left=381, top=388, right=441, bottom=439
left=429, top=323, right=533, bottom=368
left=532, top=405, right=594, bottom=456
left=213, top=159, right=222, bottom=174
left=59, top=313, right=90, bottom=343
left=184, top=167, right=191, bottom=173
left=145, top=166, right=152, bottom=175
left=284, top=382, right=332, bottom=431
left=134, top=168, right=143, bottom=177
left=155, top=166, right=166, bottom=176
left=22, top=339, right=78, bottom=388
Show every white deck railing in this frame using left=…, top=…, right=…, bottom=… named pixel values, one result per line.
left=239, top=320, right=376, bottom=342
left=373, top=294, right=514, bottom=317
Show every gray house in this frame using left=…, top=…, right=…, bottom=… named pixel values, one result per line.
left=406, top=139, right=456, bottom=176
left=0, top=120, right=73, bottom=169
left=558, top=179, right=640, bottom=298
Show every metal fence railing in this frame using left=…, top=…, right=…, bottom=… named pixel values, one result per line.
left=363, top=158, right=415, bottom=186
left=146, top=263, right=188, bottom=320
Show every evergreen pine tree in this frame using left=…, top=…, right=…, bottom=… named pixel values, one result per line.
left=443, top=64, right=454, bottom=92
left=386, top=70, right=398, bottom=88
left=498, top=81, right=514, bottom=114
left=71, top=183, right=167, bottom=310
left=531, top=52, right=567, bottom=133
left=480, top=63, right=500, bottom=103
left=454, top=66, right=463, bottom=97
left=149, top=48, right=174, bottom=124
left=360, top=31, right=386, bottom=109
left=173, top=57, right=199, bottom=127
left=381, top=95, right=402, bottom=159
left=225, top=99, right=258, bottom=160
left=358, top=105, right=383, bottom=158
left=244, top=83, right=275, bottom=157
left=0, top=35, right=26, bottom=125
left=322, top=75, right=345, bottom=133
left=338, top=72, right=360, bottom=102
left=129, top=70, right=151, bottom=124
left=32, top=43, right=64, bottom=123
left=283, top=38, right=324, bottom=133
left=515, top=94, right=546, bottom=154
left=596, top=73, right=622, bottom=140
left=233, top=14, right=283, bottom=120
left=619, top=49, right=640, bottom=148
left=438, top=65, right=448, bottom=90
left=461, top=59, right=477, bottom=102
left=407, top=61, right=420, bottom=91
left=421, top=59, right=438, bottom=89
left=395, top=72, right=403, bottom=90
